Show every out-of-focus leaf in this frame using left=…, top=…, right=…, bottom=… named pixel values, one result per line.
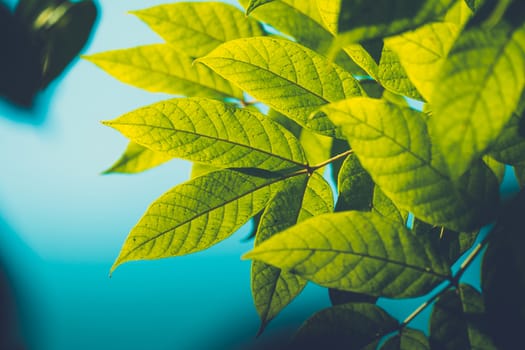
left=292, top=303, right=398, bottom=349
left=131, top=2, right=263, bottom=58
left=103, top=142, right=173, bottom=174
left=489, top=100, right=525, bottom=165
left=245, top=211, right=451, bottom=298
left=103, top=98, right=307, bottom=171
left=381, top=328, right=430, bottom=349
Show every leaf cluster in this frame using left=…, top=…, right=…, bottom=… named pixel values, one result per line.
left=88, top=0, right=525, bottom=348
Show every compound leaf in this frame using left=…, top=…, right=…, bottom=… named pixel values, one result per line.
left=103, top=142, right=173, bottom=174
left=252, top=173, right=333, bottom=333
left=111, top=169, right=300, bottom=273
left=245, top=211, right=450, bottom=298
left=324, top=97, right=496, bottom=232
left=198, top=37, right=363, bottom=137
left=103, top=98, right=307, bottom=171
left=85, top=44, right=241, bottom=99
left=131, top=2, right=264, bottom=58
left=430, top=284, right=496, bottom=349
left=292, top=303, right=398, bottom=349
left=430, top=22, right=525, bottom=179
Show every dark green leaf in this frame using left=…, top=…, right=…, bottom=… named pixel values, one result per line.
left=292, top=303, right=398, bottom=349
left=489, top=99, right=525, bottom=165
left=381, top=328, right=430, bottom=349
left=245, top=211, right=451, bottom=298
left=335, top=154, right=374, bottom=212
left=328, top=288, right=378, bottom=306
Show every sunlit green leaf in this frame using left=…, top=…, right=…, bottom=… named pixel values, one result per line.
left=336, top=0, right=456, bottom=44
left=381, top=328, right=430, bottom=349
left=372, top=186, right=408, bottom=224
left=85, top=44, right=242, bottom=99
left=292, top=303, right=398, bottom=349
left=103, top=98, right=307, bottom=171
left=316, top=0, right=340, bottom=34
left=299, top=129, right=333, bottom=165
left=131, top=2, right=264, bottom=58
left=246, top=0, right=275, bottom=15
left=103, top=142, right=173, bottom=174
left=377, top=47, right=423, bottom=100
left=245, top=211, right=450, bottom=298
left=111, top=169, right=302, bottom=273
left=386, top=22, right=460, bottom=102
left=190, top=162, right=217, bottom=179
left=252, top=173, right=333, bottom=333
left=335, top=153, right=374, bottom=212
left=430, top=22, right=525, bottom=179
left=430, top=284, right=496, bottom=349
left=444, top=0, right=473, bottom=26
left=324, top=97, right=496, bottom=231
left=198, top=37, right=363, bottom=137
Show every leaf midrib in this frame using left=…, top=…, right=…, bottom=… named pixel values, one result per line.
left=109, top=121, right=307, bottom=167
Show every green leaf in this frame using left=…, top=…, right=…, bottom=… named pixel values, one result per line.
left=430, top=22, right=525, bottom=179
left=482, top=155, right=505, bottom=183
left=198, top=37, right=363, bottom=137
left=328, top=288, right=378, bottom=305
left=111, top=168, right=301, bottom=273
left=372, top=186, right=408, bottom=224
left=252, top=173, right=333, bottom=333
left=84, top=44, right=242, bottom=99
left=246, top=0, right=275, bottom=15
left=514, top=162, right=525, bottom=187
left=103, top=142, right=173, bottom=174
left=316, top=0, right=340, bottom=34
left=465, top=0, right=483, bottom=12
left=336, top=0, right=456, bottom=44
left=377, top=47, right=423, bottom=100
left=335, top=153, right=374, bottom=212
left=381, top=328, right=430, bottom=349
left=244, top=211, right=450, bottom=298
left=299, top=129, right=333, bottom=165
left=430, top=284, right=496, bottom=349
left=190, top=162, right=217, bottom=179
left=324, top=97, right=495, bottom=231
left=386, top=22, right=460, bottom=102
left=489, top=100, right=525, bottom=165
left=292, top=303, right=398, bottom=349
left=131, top=2, right=264, bottom=58
left=103, top=98, right=307, bottom=171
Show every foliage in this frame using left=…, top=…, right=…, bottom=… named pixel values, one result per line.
left=88, top=0, right=525, bottom=348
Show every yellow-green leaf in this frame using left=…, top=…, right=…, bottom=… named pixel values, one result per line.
left=252, top=173, right=333, bottom=333
left=85, top=44, right=241, bottom=99
left=198, top=37, right=363, bottom=137
left=111, top=169, right=301, bottom=273
left=103, top=98, right=307, bottom=171
left=131, top=2, right=264, bottom=58
left=246, top=0, right=275, bottom=15
left=430, top=22, right=525, bottom=179
left=245, top=211, right=450, bottom=298
left=103, top=142, right=173, bottom=174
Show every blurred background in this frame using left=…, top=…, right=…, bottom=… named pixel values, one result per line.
left=0, top=1, right=331, bottom=349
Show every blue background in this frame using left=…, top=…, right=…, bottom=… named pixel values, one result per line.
left=0, top=1, right=519, bottom=349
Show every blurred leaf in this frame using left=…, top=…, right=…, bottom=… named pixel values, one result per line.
left=292, top=303, right=398, bottom=349
left=482, top=155, right=505, bottom=183
left=430, top=22, right=525, bottom=179
left=198, top=37, right=363, bottom=137
left=132, top=2, right=263, bottom=58
left=245, top=211, right=450, bottom=298
left=328, top=288, right=378, bottom=306
left=246, top=0, right=275, bottom=15
left=103, top=98, right=307, bottom=171
left=489, top=99, right=525, bottom=165
left=430, top=284, right=496, bottom=349
left=85, top=44, right=242, bottom=99
left=381, top=328, right=430, bottom=349
left=252, top=173, right=333, bottom=333
left=514, top=162, right=525, bottom=187
left=103, top=142, right=173, bottom=174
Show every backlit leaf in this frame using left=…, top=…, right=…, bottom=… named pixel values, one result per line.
left=377, top=47, right=423, bottom=100
left=85, top=44, right=241, bottom=99
left=245, top=211, right=450, bottom=298
left=103, top=98, right=307, bottom=171
left=381, top=328, right=430, bottom=349
left=103, top=142, right=173, bottom=174
left=299, top=129, right=333, bottom=165
left=324, top=97, right=495, bottom=231
left=252, top=173, right=333, bottom=333
left=489, top=100, right=525, bottom=165
left=430, top=284, right=496, bottom=349
left=336, top=0, right=456, bottom=44
left=246, top=0, right=274, bottom=15
left=386, top=22, right=460, bottom=102
left=131, top=2, right=264, bottom=58
left=335, top=153, right=374, bottom=212
left=430, top=22, right=525, bottom=179
left=198, top=37, right=363, bottom=137
left=292, top=303, right=398, bottom=349
left=372, top=186, right=408, bottom=224
left=111, top=169, right=301, bottom=273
